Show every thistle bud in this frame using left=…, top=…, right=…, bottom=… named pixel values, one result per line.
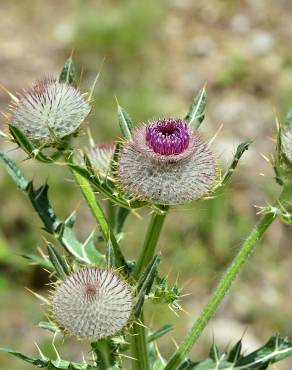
left=10, top=78, right=90, bottom=144
left=281, top=127, right=292, bottom=164
left=87, top=142, right=115, bottom=177
left=52, top=268, right=132, bottom=340
left=117, top=118, right=216, bottom=205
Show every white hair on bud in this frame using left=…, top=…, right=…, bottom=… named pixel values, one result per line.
left=11, top=78, right=90, bottom=143
left=52, top=268, right=132, bottom=340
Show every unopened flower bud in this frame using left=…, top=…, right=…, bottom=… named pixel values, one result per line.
left=52, top=268, right=132, bottom=340
left=10, top=78, right=90, bottom=144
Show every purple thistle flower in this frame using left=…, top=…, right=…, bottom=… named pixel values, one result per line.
left=10, top=78, right=90, bottom=143
left=117, top=118, right=216, bottom=205
left=52, top=268, right=132, bottom=340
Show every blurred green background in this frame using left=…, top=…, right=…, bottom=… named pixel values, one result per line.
left=1, top=0, right=292, bottom=369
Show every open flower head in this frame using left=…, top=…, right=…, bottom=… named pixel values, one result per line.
left=52, top=268, right=132, bottom=340
left=117, top=118, right=216, bottom=205
left=10, top=78, right=90, bottom=144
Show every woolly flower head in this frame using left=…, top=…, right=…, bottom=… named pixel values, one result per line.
left=281, top=127, right=292, bottom=164
left=52, top=268, right=132, bottom=340
left=87, top=142, right=115, bottom=177
left=117, top=118, right=216, bottom=205
left=10, top=78, right=90, bottom=143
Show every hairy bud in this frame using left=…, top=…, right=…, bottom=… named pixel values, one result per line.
left=52, top=268, right=132, bottom=340
left=10, top=78, right=90, bottom=143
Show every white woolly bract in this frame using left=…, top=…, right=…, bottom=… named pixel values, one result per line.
left=281, top=127, right=292, bottom=164
left=117, top=125, right=216, bottom=205
left=11, top=78, right=90, bottom=143
left=52, top=268, right=132, bottom=340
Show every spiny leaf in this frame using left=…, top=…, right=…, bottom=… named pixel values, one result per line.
left=59, top=57, right=78, bottom=85
left=0, top=347, right=97, bottom=369
left=173, top=333, right=292, bottom=370
left=22, top=253, right=54, bottom=271
left=185, top=86, right=207, bottom=129
left=9, top=125, right=54, bottom=163
left=0, top=152, right=29, bottom=190
left=134, top=254, right=161, bottom=317
left=0, top=152, right=104, bottom=266
left=117, top=103, right=133, bottom=139
left=220, top=139, right=253, bottom=187
left=47, top=243, right=70, bottom=280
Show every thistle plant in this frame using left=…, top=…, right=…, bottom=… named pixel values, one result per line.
left=2, top=57, right=292, bottom=370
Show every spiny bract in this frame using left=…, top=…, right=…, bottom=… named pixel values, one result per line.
left=10, top=78, right=90, bottom=143
left=52, top=268, right=132, bottom=340
left=117, top=118, right=216, bottom=205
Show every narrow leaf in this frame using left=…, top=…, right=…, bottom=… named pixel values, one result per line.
left=117, top=103, right=134, bottom=139
left=148, top=324, right=174, bottom=343
left=134, top=254, right=161, bottom=317
left=185, top=86, right=207, bottom=129
left=59, top=57, right=78, bottom=85
left=47, top=243, right=70, bottom=279
left=220, top=139, right=253, bottom=187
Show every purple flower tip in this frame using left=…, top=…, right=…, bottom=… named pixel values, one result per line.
left=146, top=119, right=190, bottom=155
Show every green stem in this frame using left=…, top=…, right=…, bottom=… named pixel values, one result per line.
left=131, top=314, right=149, bottom=370
left=91, top=339, right=118, bottom=369
left=133, top=207, right=168, bottom=280
left=164, top=185, right=292, bottom=370
left=131, top=207, right=168, bottom=370
left=68, top=157, right=127, bottom=269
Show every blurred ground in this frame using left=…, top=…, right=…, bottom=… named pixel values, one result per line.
left=1, top=0, right=292, bottom=369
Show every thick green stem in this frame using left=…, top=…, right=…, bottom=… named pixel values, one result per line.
left=164, top=186, right=292, bottom=370
left=131, top=208, right=168, bottom=370
left=133, top=208, right=168, bottom=280
left=131, top=314, right=149, bottom=370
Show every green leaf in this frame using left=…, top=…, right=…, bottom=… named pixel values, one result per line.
left=22, top=253, right=54, bottom=271
left=185, top=86, right=207, bottom=129
left=9, top=125, right=54, bottom=163
left=47, top=243, right=70, bottom=279
left=148, top=324, right=174, bottom=343
left=0, top=152, right=29, bottom=190
left=60, top=225, right=104, bottom=265
left=219, top=139, right=253, bottom=188
left=134, top=254, right=161, bottom=317
left=59, top=57, right=78, bottom=85
left=117, top=103, right=134, bottom=139
left=0, top=152, right=104, bottom=266
left=0, top=347, right=97, bottom=369
left=27, top=182, right=61, bottom=234
left=174, top=333, right=292, bottom=370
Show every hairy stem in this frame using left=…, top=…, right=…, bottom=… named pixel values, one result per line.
left=164, top=186, right=292, bottom=370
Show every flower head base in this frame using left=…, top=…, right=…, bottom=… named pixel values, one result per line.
left=52, top=268, right=132, bottom=340
left=146, top=119, right=189, bottom=155
left=117, top=118, right=216, bottom=205
left=11, top=78, right=90, bottom=143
